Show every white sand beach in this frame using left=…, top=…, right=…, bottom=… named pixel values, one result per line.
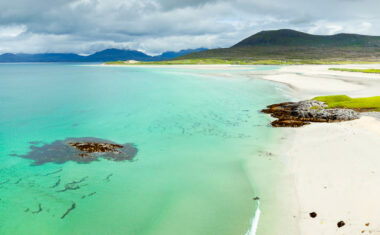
left=255, top=65, right=380, bottom=234
left=256, top=64, right=380, bottom=99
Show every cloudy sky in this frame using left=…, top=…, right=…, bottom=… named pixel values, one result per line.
left=0, top=0, right=379, bottom=55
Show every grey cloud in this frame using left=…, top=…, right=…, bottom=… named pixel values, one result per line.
left=157, top=0, right=219, bottom=10
left=0, top=0, right=379, bottom=54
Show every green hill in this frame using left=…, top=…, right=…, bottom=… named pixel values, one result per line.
left=233, top=29, right=380, bottom=47
left=179, top=29, right=380, bottom=61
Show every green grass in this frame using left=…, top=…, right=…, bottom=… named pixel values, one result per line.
left=105, top=59, right=230, bottom=65
left=104, top=59, right=380, bottom=66
left=313, top=95, right=380, bottom=111
left=178, top=46, right=380, bottom=61
left=310, top=106, right=323, bottom=110
left=329, top=68, right=380, bottom=74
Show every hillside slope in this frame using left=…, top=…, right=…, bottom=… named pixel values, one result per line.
left=233, top=29, right=380, bottom=47
left=179, top=29, right=380, bottom=61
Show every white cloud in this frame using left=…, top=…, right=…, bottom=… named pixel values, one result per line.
left=308, top=20, right=375, bottom=35
left=0, top=25, right=27, bottom=38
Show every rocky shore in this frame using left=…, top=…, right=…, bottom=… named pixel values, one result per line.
left=262, top=100, right=360, bottom=127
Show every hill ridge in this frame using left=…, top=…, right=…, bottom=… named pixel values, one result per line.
left=179, top=29, right=380, bottom=61
left=232, top=29, right=380, bottom=48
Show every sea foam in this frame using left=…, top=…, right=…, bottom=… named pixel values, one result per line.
left=245, top=201, right=261, bottom=235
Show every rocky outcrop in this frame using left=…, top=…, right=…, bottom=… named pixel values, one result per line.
left=262, top=100, right=360, bottom=127
left=69, top=142, right=124, bottom=157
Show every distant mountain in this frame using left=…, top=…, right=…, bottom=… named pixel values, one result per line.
left=154, top=48, right=208, bottom=61
left=179, top=29, right=380, bottom=60
left=0, top=53, right=20, bottom=62
left=0, top=48, right=208, bottom=62
left=84, top=49, right=153, bottom=62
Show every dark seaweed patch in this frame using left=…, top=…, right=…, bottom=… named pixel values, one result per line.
left=104, top=173, right=113, bottom=182
left=32, top=203, right=42, bottom=214
left=57, top=177, right=88, bottom=193
left=56, top=184, right=80, bottom=193
left=14, top=137, right=138, bottom=166
left=0, top=179, right=10, bottom=185
left=44, top=169, right=63, bottom=176
left=61, top=203, right=76, bottom=219
left=81, top=192, right=96, bottom=199
left=50, top=177, right=61, bottom=188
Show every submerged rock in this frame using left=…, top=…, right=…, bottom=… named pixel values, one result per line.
left=262, top=100, right=360, bottom=127
left=14, top=137, right=138, bottom=165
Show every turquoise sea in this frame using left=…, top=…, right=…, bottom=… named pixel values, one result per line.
left=0, top=64, right=289, bottom=235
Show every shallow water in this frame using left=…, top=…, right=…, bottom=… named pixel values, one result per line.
left=0, top=64, right=288, bottom=235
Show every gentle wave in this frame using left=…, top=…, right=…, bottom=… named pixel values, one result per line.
left=245, top=201, right=261, bottom=235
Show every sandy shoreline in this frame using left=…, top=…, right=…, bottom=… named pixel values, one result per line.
left=254, top=64, right=380, bottom=100
left=103, top=63, right=380, bottom=234
left=254, top=65, right=380, bottom=234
